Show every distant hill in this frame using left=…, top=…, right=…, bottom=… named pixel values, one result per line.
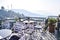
left=0, top=9, right=24, bottom=19
left=0, top=9, right=46, bottom=20
left=12, top=9, right=46, bottom=17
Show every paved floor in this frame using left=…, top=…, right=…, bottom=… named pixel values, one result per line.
left=9, top=30, right=57, bottom=40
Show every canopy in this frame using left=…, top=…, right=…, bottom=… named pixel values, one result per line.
left=23, top=20, right=35, bottom=23
left=0, top=29, right=12, bottom=39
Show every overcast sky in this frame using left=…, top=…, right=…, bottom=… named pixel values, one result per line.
left=0, top=0, right=60, bottom=16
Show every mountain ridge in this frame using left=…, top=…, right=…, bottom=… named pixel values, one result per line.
left=12, top=9, right=46, bottom=17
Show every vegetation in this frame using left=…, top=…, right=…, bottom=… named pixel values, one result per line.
left=15, top=17, right=19, bottom=22
left=48, top=18, right=57, bottom=24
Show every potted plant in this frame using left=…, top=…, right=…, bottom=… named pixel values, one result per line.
left=48, top=18, right=57, bottom=33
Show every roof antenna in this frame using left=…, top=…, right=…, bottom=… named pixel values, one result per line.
left=11, top=4, right=12, bottom=10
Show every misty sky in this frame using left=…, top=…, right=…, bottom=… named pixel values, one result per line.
left=0, top=0, right=60, bottom=16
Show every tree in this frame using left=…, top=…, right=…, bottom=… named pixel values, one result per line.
left=1, top=6, right=5, bottom=10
